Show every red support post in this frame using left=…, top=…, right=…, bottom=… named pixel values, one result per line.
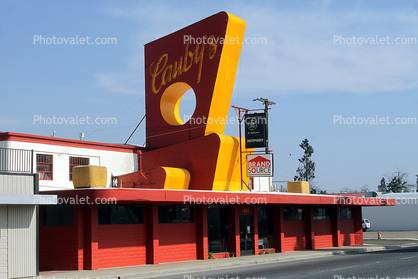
left=274, top=205, right=283, bottom=253
left=228, top=205, right=240, bottom=257
left=196, top=205, right=208, bottom=259
left=353, top=206, right=363, bottom=245
left=332, top=205, right=340, bottom=247
left=84, top=204, right=98, bottom=270
left=253, top=205, right=259, bottom=255
left=146, top=204, right=160, bottom=264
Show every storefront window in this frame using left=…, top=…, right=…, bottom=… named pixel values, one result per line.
left=42, top=204, right=73, bottom=226
left=313, top=207, right=330, bottom=220
left=283, top=206, right=303, bottom=220
left=208, top=205, right=229, bottom=253
left=158, top=204, right=194, bottom=223
left=339, top=207, right=353, bottom=219
left=98, top=204, right=143, bottom=225
left=257, top=206, right=274, bottom=249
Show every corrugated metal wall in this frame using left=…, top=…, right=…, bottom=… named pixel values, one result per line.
left=8, top=206, right=36, bottom=278
left=0, top=174, right=34, bottom=195
left=0, top=206, right=8, bottom=279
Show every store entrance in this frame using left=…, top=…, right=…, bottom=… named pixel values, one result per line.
left=239, top=215, right=253, bottom=255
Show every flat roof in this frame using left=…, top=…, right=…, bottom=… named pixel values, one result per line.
left=0, top=132, right=144, bottom=153
left=40, top=188, right=395, bottom=206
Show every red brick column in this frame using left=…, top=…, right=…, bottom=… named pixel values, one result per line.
left=228, top=205, right=240, bottom=257
left=253, top=205, right=259, bottom=255
left=84, top=204, right=98, bottom=270
left=196, top=205, right=208, bottom=259
left=274, top=205, right=283, bottom=252
left=331, top=205, right=340, bottom=247
left=305, top=205, right=314, bottom=249
left=146, top=203, right=159, bottom=264
left=75, top=205, right=85, bottom=270
left=353, top=206, right=363, bottom=245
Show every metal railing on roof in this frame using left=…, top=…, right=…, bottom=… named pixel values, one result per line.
left=0, top=148, right=33, bottom=173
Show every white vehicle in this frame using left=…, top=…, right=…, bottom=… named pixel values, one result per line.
left=362, top=219, right=371, bottom=232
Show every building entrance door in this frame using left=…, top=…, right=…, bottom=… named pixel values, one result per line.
left=239, top=215, right=253, bottom=255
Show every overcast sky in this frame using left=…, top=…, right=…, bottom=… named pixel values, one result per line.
left=1, top=0, right=418, bottom=192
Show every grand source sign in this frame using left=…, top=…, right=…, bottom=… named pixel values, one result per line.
left=247, top=154, right=273, bottom=177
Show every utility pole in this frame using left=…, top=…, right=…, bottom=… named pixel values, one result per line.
left=253, top=98, right=275, bottom=153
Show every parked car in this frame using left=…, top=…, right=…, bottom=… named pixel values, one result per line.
left=362, top=219, right=371, bottom=232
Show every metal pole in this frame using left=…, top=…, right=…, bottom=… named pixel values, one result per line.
left=238, top=108, right=243, bottom=191
left=265, top=102, right=269, bottom=154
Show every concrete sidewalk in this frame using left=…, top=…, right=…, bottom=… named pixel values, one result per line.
left=27, top=231, right=418, bottom=279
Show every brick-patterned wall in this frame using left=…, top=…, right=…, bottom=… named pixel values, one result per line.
left=353, top=206, right=363, bottom=245
left=339, top=219, right=355, bottom=246
left=312, top=220, right=333, bottom=249
left=282, top=220, right=306, bottom=252
left=97, top=224, right=146, bottom=269
left=158, top=223, right=197, bottom=263
left=39, top=206, right=81, bottom=271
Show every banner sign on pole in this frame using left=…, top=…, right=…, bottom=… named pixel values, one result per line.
left=247, top=153, right=273, bottom=177
left=244, top=113, right=268, bottom=148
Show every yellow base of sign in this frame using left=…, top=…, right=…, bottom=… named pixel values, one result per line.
left=287, top=181, right=310, bottom=194
left=213, top=134, right=251, bottom=191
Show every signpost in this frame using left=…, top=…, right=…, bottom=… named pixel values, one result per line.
left=244, top=113, right=267, bottom=149
left=247, top=153, right=273, bottom=177
left=232, top=98, right=275, bottom=190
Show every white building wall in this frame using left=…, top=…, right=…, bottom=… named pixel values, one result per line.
left=3, top=140, right=137, bottom=191
left=252, top=177, right=272, bottom=192
left=362, top=193, right=418, bottom=231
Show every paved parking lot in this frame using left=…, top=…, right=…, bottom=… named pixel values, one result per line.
left=364, top=230, right=418, bottom=246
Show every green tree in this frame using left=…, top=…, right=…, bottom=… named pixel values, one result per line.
left=378, top=177, right=387, bottom=192
left=310, top=184, right=327, bottom=194
left=387, top=174, right=408, bottom=193
left=416, top=174, right=418, bottom=192
left=294, top=139, right=317, bottom=194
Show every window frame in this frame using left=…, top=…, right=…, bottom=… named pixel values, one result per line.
left=36, top=154, right=53, bottom=180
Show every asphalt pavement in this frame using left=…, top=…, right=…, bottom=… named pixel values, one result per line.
left=26, top=231, right=418, bottom=279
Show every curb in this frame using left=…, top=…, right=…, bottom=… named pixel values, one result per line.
left=364, top=238, right=418, bottom=241
left=32, top=244, right=418, bottom=279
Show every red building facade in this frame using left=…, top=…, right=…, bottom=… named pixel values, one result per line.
left=39, top=189, right=394, bottom=270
